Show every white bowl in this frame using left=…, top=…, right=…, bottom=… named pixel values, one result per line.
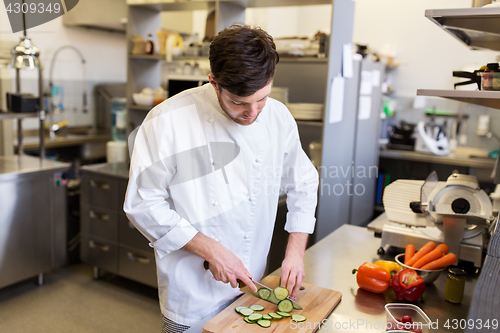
left=132, top=93, right=154, bottom=106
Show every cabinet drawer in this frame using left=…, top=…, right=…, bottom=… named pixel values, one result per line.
left=81, top=174, right=118, bottom=208
left=80, top=235, right=118, bottom=273
left=118, top=246, right=157, bottom=287
left=119, top=213, right=151, bottom=251
left=81, top=204, right=118, bottom=241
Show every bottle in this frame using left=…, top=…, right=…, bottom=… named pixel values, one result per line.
left=445, top=267, right=466, bottom=303
left=111, top=97, right=127, bottom=142
left=145, top=34, right=155, bottom=55
left=481, top=63, right=499, bottom=90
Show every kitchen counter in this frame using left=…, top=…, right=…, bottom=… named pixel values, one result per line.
left=0, top=154, right=70, bottom=289
left=79, top=161, right=129, bottom=179
left=0, top=154, right=70, bottom=179
left=187, top=224, right=479, bottom=332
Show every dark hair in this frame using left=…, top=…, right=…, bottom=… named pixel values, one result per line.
left=209, top=23, right=279, bottom=97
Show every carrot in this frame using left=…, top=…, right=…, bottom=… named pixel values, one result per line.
left=405, top=241, right=436, bottom=267
left=421, top=253, right=458, bottom=270
left=404, top=244, right=416, bottom=265
left=412, top=244, right=449, bottom=269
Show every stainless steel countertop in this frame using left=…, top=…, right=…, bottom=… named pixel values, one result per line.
left=379, top=149, right=495, bottom=169
left=80, top=162, right=129, bottom=179
left=187, top=224, right=479, bottom=332
left=14, top=133, right=112, bottom=150
left=0, top=155, right=70, bottom=179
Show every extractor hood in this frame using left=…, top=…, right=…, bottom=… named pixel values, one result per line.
left=63, top=0, right=127, bottom=33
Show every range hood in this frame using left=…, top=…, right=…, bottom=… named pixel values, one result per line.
left=63, top=0, right=127, bottom=33
left=425, top=6, right=500, bottom=51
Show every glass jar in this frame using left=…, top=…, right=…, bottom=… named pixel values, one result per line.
left=445, top=267, right=466, bottom=303
left=481, top=63, right=499, bottom=90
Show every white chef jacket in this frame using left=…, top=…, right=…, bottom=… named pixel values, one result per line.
left=124, top=83, right=318, bottom=326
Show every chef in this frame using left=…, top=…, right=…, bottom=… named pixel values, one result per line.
left=124, top=23, right=319, bottom=333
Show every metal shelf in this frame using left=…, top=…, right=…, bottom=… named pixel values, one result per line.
left=0, top=111, right=39, bottom=120
left=425, top=7, right=500, bottom=51
left=127, top=0, right=331, bottom=11
left=416, top=89, right=500, bottom=110
left=128, top=54, right=165, bottom=60
left=127, top=103, right=153, bottom=111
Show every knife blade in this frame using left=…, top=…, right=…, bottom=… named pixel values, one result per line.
left=202, top=260, right=302, bottom=310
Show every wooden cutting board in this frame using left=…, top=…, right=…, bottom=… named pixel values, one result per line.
left=203, top=275, right=342, bottom=333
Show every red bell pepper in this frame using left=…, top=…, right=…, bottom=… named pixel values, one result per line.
left=391, top=268, right=426, bottom=302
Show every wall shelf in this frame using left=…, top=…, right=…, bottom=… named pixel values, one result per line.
left=417, top=89, right=500, bottom=110
left=127, top=104, right=153, bottom=111
left=425, top=7, right=500, bottom=51
left=0, top=111, right=39, bottom=120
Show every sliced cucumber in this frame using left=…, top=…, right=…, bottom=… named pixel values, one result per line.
left=291, top=314, right=307, bottom=322
left=262, top=314, right=272, bottom=320
left=268, top=312, right=283, bottom=320
left=257, top=319, right=271, bottom=328
left=239, top=308, right=254, bottom=317
left=276, top=311, right=291, bottom=318
left=273, top=286, right=289, bottom=300
left=244, top=317, right=256, bottom=324
left=249, top=304, right=265, bottom=311
left=248, top=313, right=263, bottom=322
left=258, top=288, right=271, bottom=300
left=277, top=299, right=293, bottom=313
left=235, top=306, right=247, bottom=314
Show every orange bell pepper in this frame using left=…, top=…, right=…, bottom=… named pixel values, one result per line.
left=352, top=262, right=391, bottom=293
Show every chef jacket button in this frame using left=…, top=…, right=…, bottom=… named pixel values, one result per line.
left=244, top=234, right=250, bottom=239
left=207, top=118, right=213, bottom=123
left=255, top=158, right=261, bottom=163
left=213, top=201, right=219, bottom=206
left=248, top=197, right=253, bottom=202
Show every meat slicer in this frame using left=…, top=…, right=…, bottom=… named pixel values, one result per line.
left=380, top=172, right=496, bottom=267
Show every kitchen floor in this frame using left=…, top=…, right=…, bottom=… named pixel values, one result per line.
left=0, top=264, right=161, bottom=333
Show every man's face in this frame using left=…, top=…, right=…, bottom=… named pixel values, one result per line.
left=209, top=75, right=272, bottom=126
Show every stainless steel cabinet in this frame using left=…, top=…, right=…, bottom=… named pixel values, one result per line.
left=80, top=167, right=157, bottom=287
left=0, top=156, right=69, bottom=289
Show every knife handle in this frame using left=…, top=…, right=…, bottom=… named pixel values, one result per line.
left=203, top=260, right=246, bottom=288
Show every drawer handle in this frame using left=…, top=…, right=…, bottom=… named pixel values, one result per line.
left=127, top=252, right=150, bottom=265
left=89, top=240, right=110, bottom=252
left=128, top=221, right=136, bottom=229
left=89, top=179, right=110, bottom=190
left=89, top=210, right=110, bottom=221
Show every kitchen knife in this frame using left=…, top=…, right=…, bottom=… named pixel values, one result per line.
left=203, top=260, right=302, bottom=310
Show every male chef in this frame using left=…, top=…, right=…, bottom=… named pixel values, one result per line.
left=124, top=23, right=319, bottom=333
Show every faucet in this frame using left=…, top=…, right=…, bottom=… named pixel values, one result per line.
left=47, top=45, right=87, bottom=138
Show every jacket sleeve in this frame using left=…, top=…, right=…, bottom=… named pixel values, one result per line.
left=123, top=112, right=198, bottom=258
left=280, top=113, right=319, bottom=234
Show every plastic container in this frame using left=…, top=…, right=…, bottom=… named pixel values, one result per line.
left=445, top=267, right=466, bottom=303
left=111, top=97, right=127, bottom=142
left=481, top=72, right=493, bottom=90
left=385, top=303, right=431, bottom=333
left=481, top=63, right=499, bottom=90
left=107, top=141, right=128, bottom=163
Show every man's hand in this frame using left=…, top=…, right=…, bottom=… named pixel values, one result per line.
left=280, top=232, right=308, bottom=300
left=183, top=233, right=257, bottom=292
left=206, top=246, right=257, bottom=292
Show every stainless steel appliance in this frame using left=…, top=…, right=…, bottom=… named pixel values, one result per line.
left=380, top=171, right=496, bottom=267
